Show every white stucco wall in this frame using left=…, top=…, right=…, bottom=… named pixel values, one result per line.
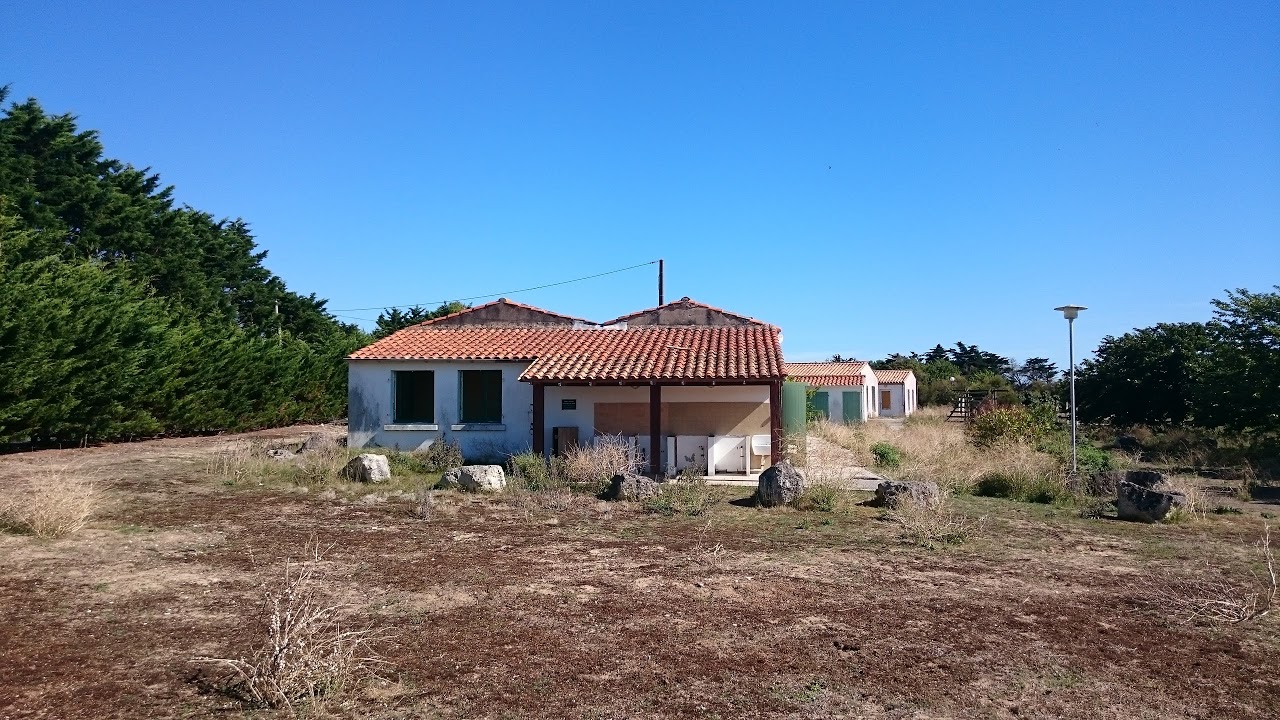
left=877, top=374, right=918, bottom=417
left=347, top=360, right=534, bottom=460
left=348, top=362, right=772, bottom=464
left=812, top=383, right=873, bottom=423
left=880, top=384, right=906, bottom=417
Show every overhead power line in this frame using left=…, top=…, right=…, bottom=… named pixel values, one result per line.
left=330, top=259, right=660, bottom=312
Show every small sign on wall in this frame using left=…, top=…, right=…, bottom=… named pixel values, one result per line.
left=561, top=399, right=577, bottom=410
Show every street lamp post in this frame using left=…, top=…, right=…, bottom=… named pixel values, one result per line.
left=1054, top=305, right=1087, bottom=476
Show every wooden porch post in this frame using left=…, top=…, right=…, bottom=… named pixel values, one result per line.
left=649, top=383, right=662, bottom=477
left=769, top=380, right=783, bottom=466
left=532, top=382, right=545, bottom=457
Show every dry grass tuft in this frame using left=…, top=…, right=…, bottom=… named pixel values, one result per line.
left=560, top=434, right=637, bottom=491
left=1161, top=476, right=1209, bottom=522
left=196, top=545, right=388, bottom=711
left=890, top=493, right=981, bottom=549
left=1148, top=524, right=1276, bottom=624
left=0, top=466, right=98, bottom=539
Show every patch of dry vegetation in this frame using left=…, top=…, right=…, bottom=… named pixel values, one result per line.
left=811, top=414, right=1065, bottom=497
left=1149, top=524, right=1277, bottom=624
left=559, top=434, right=637, bottom=491
left=0, top=466, right=98, bottom=539
left=890, top=493, right=982, bottom=549
left=196, top=545, right=389, bottom=712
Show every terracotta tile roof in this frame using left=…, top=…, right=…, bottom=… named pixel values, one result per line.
left=605, top=297, right=774, bottom=327
left=874, top=369, right=914, bottom=384
left=784, top=362, right=870, bottom=387
left=349, top=326, right=785, bottom=382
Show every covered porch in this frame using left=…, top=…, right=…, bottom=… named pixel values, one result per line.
left=529, top=379, right=784, bottom=478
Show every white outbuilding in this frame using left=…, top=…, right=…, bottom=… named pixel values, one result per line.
left=783, top=361, right=880, bottom=423
left=872, top=369, right=919, bottom=418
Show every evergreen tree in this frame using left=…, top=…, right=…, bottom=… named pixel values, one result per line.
left=372, top=301, right=468, bottom=339
left=0, top=92, right=368, bottom=443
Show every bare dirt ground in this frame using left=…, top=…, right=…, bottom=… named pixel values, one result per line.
left=1, top=427, right=1278, bottom=719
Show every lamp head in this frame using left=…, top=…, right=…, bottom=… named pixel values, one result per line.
left=1054, top=304, right=1087, bottom=321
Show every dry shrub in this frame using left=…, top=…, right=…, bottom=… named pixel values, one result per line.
left=1148, top=524, right=1276, bottom=624
left=409, top=489, right=435, bottom=520
left=561, top=434, right=636, bottom=492
left=1161, top=476, right=1208, bottom=522
left=891, top=494, right=980, bottom=549
left=197, top=545, right=387, bottom=711
left=292, top=445, right=348, bottom=486
left=0, top=467, right=98, bottom=539
left=206, top=441, right=264, bottom=485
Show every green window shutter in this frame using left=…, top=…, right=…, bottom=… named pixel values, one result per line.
left=460, top=369, right=502, bottom=423
left=394, top=371, right=435, bottom=423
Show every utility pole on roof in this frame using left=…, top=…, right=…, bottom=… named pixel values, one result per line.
left=658, top=259, right=664, bottom=306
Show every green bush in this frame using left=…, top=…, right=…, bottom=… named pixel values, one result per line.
left=644, top=478, right=715, bottom=517
left=870, top=442, right=903, bottom=469
left=974, top=472, right=1069, bottom=504
left=969, top=405, right=1053, bottom=447
left=413, top=440, right=463, bottom=473
left=793, top=484, right=842, bottom=512
left=507, top=451, right=564, bottom=490
left=381, top=450, right=433, bottom=476
left=1037, top=433, right=1114, bottom=476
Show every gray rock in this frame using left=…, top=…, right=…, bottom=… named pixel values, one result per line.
left=1089, top=469, right=1164, bottom=497
left=441, top=465, right=506, bottom=493
left=873, top=480, right=940, bottom=509
left=439, top=467, right=462, bottom=489
left=1116, top=477, right=1186, bottom=523
left=341, top=453, right=392, bottom=483
left=266, top=448, right=295, bottom=461
left=604, top=472, right=661, bottom=501
left=756, top=460, right=806, bottom=508
left=1116, top=434, right=1143, bottom=453
left=299, top=433, right=345, bottom=454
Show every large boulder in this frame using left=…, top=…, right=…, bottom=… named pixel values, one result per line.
left=604, top=472, right=661, bottom=502
left=1116, top=475, right=1186, bottom=523
left=757, top=460, right=806, bottom=508
left=341, top=454, right=391, bottom=483
left=1089, top=469, right=1165, bottom=497
left=873, top=480, right=940, bottom=509
left=441, top=465, right=506, bottom=493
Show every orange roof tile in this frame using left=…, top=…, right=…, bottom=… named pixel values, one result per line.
left=784, top=361, right=870, bottom=387
left=349, top=325, right=785, bottom=382
left=874, top=369, right=914, bottom=384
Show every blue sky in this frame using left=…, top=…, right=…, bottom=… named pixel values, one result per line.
left=3, top=1, right=1277, bottom=368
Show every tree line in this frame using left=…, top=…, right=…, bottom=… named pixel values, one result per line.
left=830, top=344, right=1059, bottom=407
left=831, top=287, right=1279, bottom=441
left=0, top=90, right=368, bottom=444
left=1075, top=288, right=1279, bottom=436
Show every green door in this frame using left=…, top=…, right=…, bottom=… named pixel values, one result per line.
left=809, top=391, right=829, bottom=420
left=782, top=381, right=809, bottom=437
left=842, top=391, right=862, bottom=424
